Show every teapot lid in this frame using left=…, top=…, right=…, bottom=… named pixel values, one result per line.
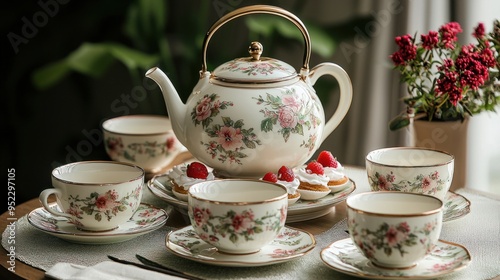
left=212, top=42, right=298, bottom=84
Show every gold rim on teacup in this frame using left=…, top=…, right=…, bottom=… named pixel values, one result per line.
left=52, top=161, right=145, bottom=185
left=366, top=147, right=454, bottom=168
left=102, top=115, right=174, bottom=136
left=346, top=191, right=443, bottom=217
left=188, top=179, right=288, bottom=205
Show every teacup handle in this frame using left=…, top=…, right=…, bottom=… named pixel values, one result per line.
left=39, top=189, right=73, bottom=219
left=308, top=63, right=353, bottom=143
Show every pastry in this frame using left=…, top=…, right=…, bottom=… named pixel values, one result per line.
left=317, top=150, right=350, bottom=192
left=168, top=161, right=215, bottom=196
left=261, top=166, right=301, bottom=204
left=295, top=161, right=331, bottom=200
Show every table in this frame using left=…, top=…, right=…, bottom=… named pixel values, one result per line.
left=1, top=154, right=500, bottom=280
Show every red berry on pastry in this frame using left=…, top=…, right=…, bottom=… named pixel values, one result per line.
left=186, top=162, right=209, bottom=179
left=317, top=150, right=338, bottom=168
left=306, top=161, right=324, bottom=175
left=262, top=172, right=278, bottom=183
left=277, top=166, right=295, bottom=182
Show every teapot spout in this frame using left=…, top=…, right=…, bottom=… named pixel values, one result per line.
left=145, top=67, right=187, bottom=146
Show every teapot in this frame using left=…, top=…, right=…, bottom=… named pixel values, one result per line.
left=146, top=5, right=352, bottom=178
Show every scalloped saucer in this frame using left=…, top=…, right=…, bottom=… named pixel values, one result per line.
left=321, top=238, right=471, bottom=279
left=27, top=203, right=168, bottom=244
left=148, top=172, right=356, bottom=223
left=165, top=225, right=315, bottom=267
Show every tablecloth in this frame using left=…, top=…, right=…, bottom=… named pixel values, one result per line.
left=2, top=167, right=500, bottom=280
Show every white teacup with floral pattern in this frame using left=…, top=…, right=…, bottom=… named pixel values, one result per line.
left=187, top=179, right=288, bottom=254
left=39, top=161, right=144, bottom=232
left=347, top=192, right=443, bottom=268
left=102, top=115, right=184, bottom=174
left=366, top=147, right=454, bottom=200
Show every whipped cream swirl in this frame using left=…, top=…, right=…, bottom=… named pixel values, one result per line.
left=277, top=178, right=300, bottom=194
left=295, top=167, right=329, bottom=186
left=323, top=162, right=345, bottom=181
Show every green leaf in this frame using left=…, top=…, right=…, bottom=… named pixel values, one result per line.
left=389, top=114, right=410, bottom=131
left=66, top=43, right=115, bottom=77
left=31, top=60, right=70, bottom=90
left=31, top=42, right=159, bottom=90
left=304, top=23, right=336, bottom=57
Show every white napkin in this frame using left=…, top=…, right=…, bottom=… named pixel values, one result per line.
left=45, top=261, right=185, bottom=280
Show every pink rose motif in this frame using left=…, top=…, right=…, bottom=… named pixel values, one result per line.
left=195, top=96, right=212, bottom=121
left=192, top=207, right=210, bottom=226
left=377, top=174, right=392, bottom=190
left=217, top=126, right=243, bottom=150
left=281, top=95, right=302, bottom=112
left=278, top=107, right=298, bottom=128
left=95, top=190, right=119, bottom=210
left=232, top=214, right=255, bottom=234
left=385, top=225, right=407, bottom=247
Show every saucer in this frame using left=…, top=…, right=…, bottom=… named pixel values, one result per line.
left=27, top=203, right=169, bottom=244
left=321, top=238, right=471, bottom=279
left=148, top=173, right=356, bottom=223
left=443, top=191, right=471, bottom=222
left=165, top=225, right=316, bottom=267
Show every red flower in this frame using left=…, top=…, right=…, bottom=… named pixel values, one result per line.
left=439, top=22, right=462, bottom=49
left=390, top=34, right=417, bottom=65
left=421, top=31, right=439, bottom=50
left=473, top=22, right=485, bottom=39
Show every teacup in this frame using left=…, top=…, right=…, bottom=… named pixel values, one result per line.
left=39, top=161, right=144, bottom=231
left=366, top=147, right=454, bottom=200
left=347, top=191, right=443, bottom=268
left=187, top=179, right=288, bottom=254
left=102, top=115, right=184, bottom=173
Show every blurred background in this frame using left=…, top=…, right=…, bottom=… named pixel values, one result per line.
left=3, top=0, right=500, bottom=212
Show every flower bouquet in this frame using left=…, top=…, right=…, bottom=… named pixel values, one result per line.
left=389, top=20, right=500, bottom=130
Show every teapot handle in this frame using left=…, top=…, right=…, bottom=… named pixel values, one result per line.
left=200, top=5, right=311, bottom=77
left=308, top=63, right=353, bottom=143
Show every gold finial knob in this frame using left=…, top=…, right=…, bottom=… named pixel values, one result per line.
left=248, top=41, right=263, bottom=61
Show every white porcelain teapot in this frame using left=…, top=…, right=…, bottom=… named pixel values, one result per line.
left=146, top=5, right=352, bottom=178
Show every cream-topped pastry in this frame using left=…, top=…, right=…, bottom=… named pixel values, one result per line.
left=295, top=166, right=330, bottom=188
left=168, top=162, right=215, bottom=195
left=295, top=162, right=331, bottom=200
left=317, top=150, right=350, bottom=191
left=261, top=166, right=301, bottom=204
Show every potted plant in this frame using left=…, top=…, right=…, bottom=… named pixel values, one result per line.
left=388, top=20, right=500, bottom=190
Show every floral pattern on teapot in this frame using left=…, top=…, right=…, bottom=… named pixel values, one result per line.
left=191, top=93, right=262, bottom=165
left=253, top=88, right=322, bottom=144
left=220, top=59, right=293, bottom=76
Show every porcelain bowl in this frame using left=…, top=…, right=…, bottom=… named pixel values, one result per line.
left=347, top=192, right=443, bottom=268
left=366, top=147, right=454, bottom=200
left=102, top=115, right=184, bottom=174
left=187, top=179, right=288, bottom=254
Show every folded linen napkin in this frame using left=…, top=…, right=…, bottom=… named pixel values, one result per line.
left=46, top=261, right=185, bottom=280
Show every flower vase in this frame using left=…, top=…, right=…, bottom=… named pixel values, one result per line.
left=410, top=118, right=469, bottom=191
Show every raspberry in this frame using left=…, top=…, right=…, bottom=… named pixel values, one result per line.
left=317, top=150, right=338, bottom=168
left=262, top=172, right=278, bottom=183
left=306, top=161, right=324, bottom=175
left=277, top=166, right=295, bottom=182
left=186, top=162, right=209, bottom=179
